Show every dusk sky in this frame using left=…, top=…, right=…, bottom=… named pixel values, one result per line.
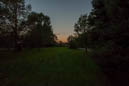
left=26, top=0, right=93, bottom=42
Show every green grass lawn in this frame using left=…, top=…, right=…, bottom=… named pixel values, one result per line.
left=0, top=47, right=106, bottom=86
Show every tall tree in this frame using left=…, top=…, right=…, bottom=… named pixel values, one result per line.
left=0, top=0, right=31, bottom=51
left=74, top=14, right=89, bottom=52
left=24, top=12, right=56, bottom=48
left=88, top=0, right=129, bottom=85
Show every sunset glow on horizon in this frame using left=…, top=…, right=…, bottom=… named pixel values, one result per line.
left=57, top=35, right=68, bottom=43
left=26, top=0, right=92, bottom=42
left=55, top=32, right=70, bottom=43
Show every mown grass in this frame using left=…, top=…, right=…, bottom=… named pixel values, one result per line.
left=0, top=47, right=105, bottom=86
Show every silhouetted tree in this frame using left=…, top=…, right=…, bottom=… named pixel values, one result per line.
left=0, top=0, right=31, bottom=51
left=24, top=12, right=56, bottom=48
left=87, top=0, right=129, bottom=85
left=73, top=14, right=90, bottom=52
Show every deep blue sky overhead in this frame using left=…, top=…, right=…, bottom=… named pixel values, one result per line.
left=26, top=0, right=92, bottom=42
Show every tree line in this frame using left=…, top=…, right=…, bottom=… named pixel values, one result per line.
left=68, top=0, right=129, bottom=85
left=0, top=0, right=57, bottom=51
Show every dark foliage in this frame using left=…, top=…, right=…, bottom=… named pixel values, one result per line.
left=0, top=0, right=57, bottom=51
left=68, top=0, right=129, bottom=85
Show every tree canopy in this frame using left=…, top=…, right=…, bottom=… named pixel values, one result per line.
left=0, top=0, right=57, bottom=51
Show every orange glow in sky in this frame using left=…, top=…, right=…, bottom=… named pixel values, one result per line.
left=56, top=34, right=68, bottom=43
left=26, top=0, right=92, bottom=43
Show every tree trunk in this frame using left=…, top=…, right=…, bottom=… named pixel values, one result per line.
left=13, top=3, right=21, bottom=51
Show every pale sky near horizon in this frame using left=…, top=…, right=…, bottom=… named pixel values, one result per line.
left=25, top=0, right=93, bottom=42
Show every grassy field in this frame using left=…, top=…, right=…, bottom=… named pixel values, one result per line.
left=0, top=47, right=106, bottom=86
